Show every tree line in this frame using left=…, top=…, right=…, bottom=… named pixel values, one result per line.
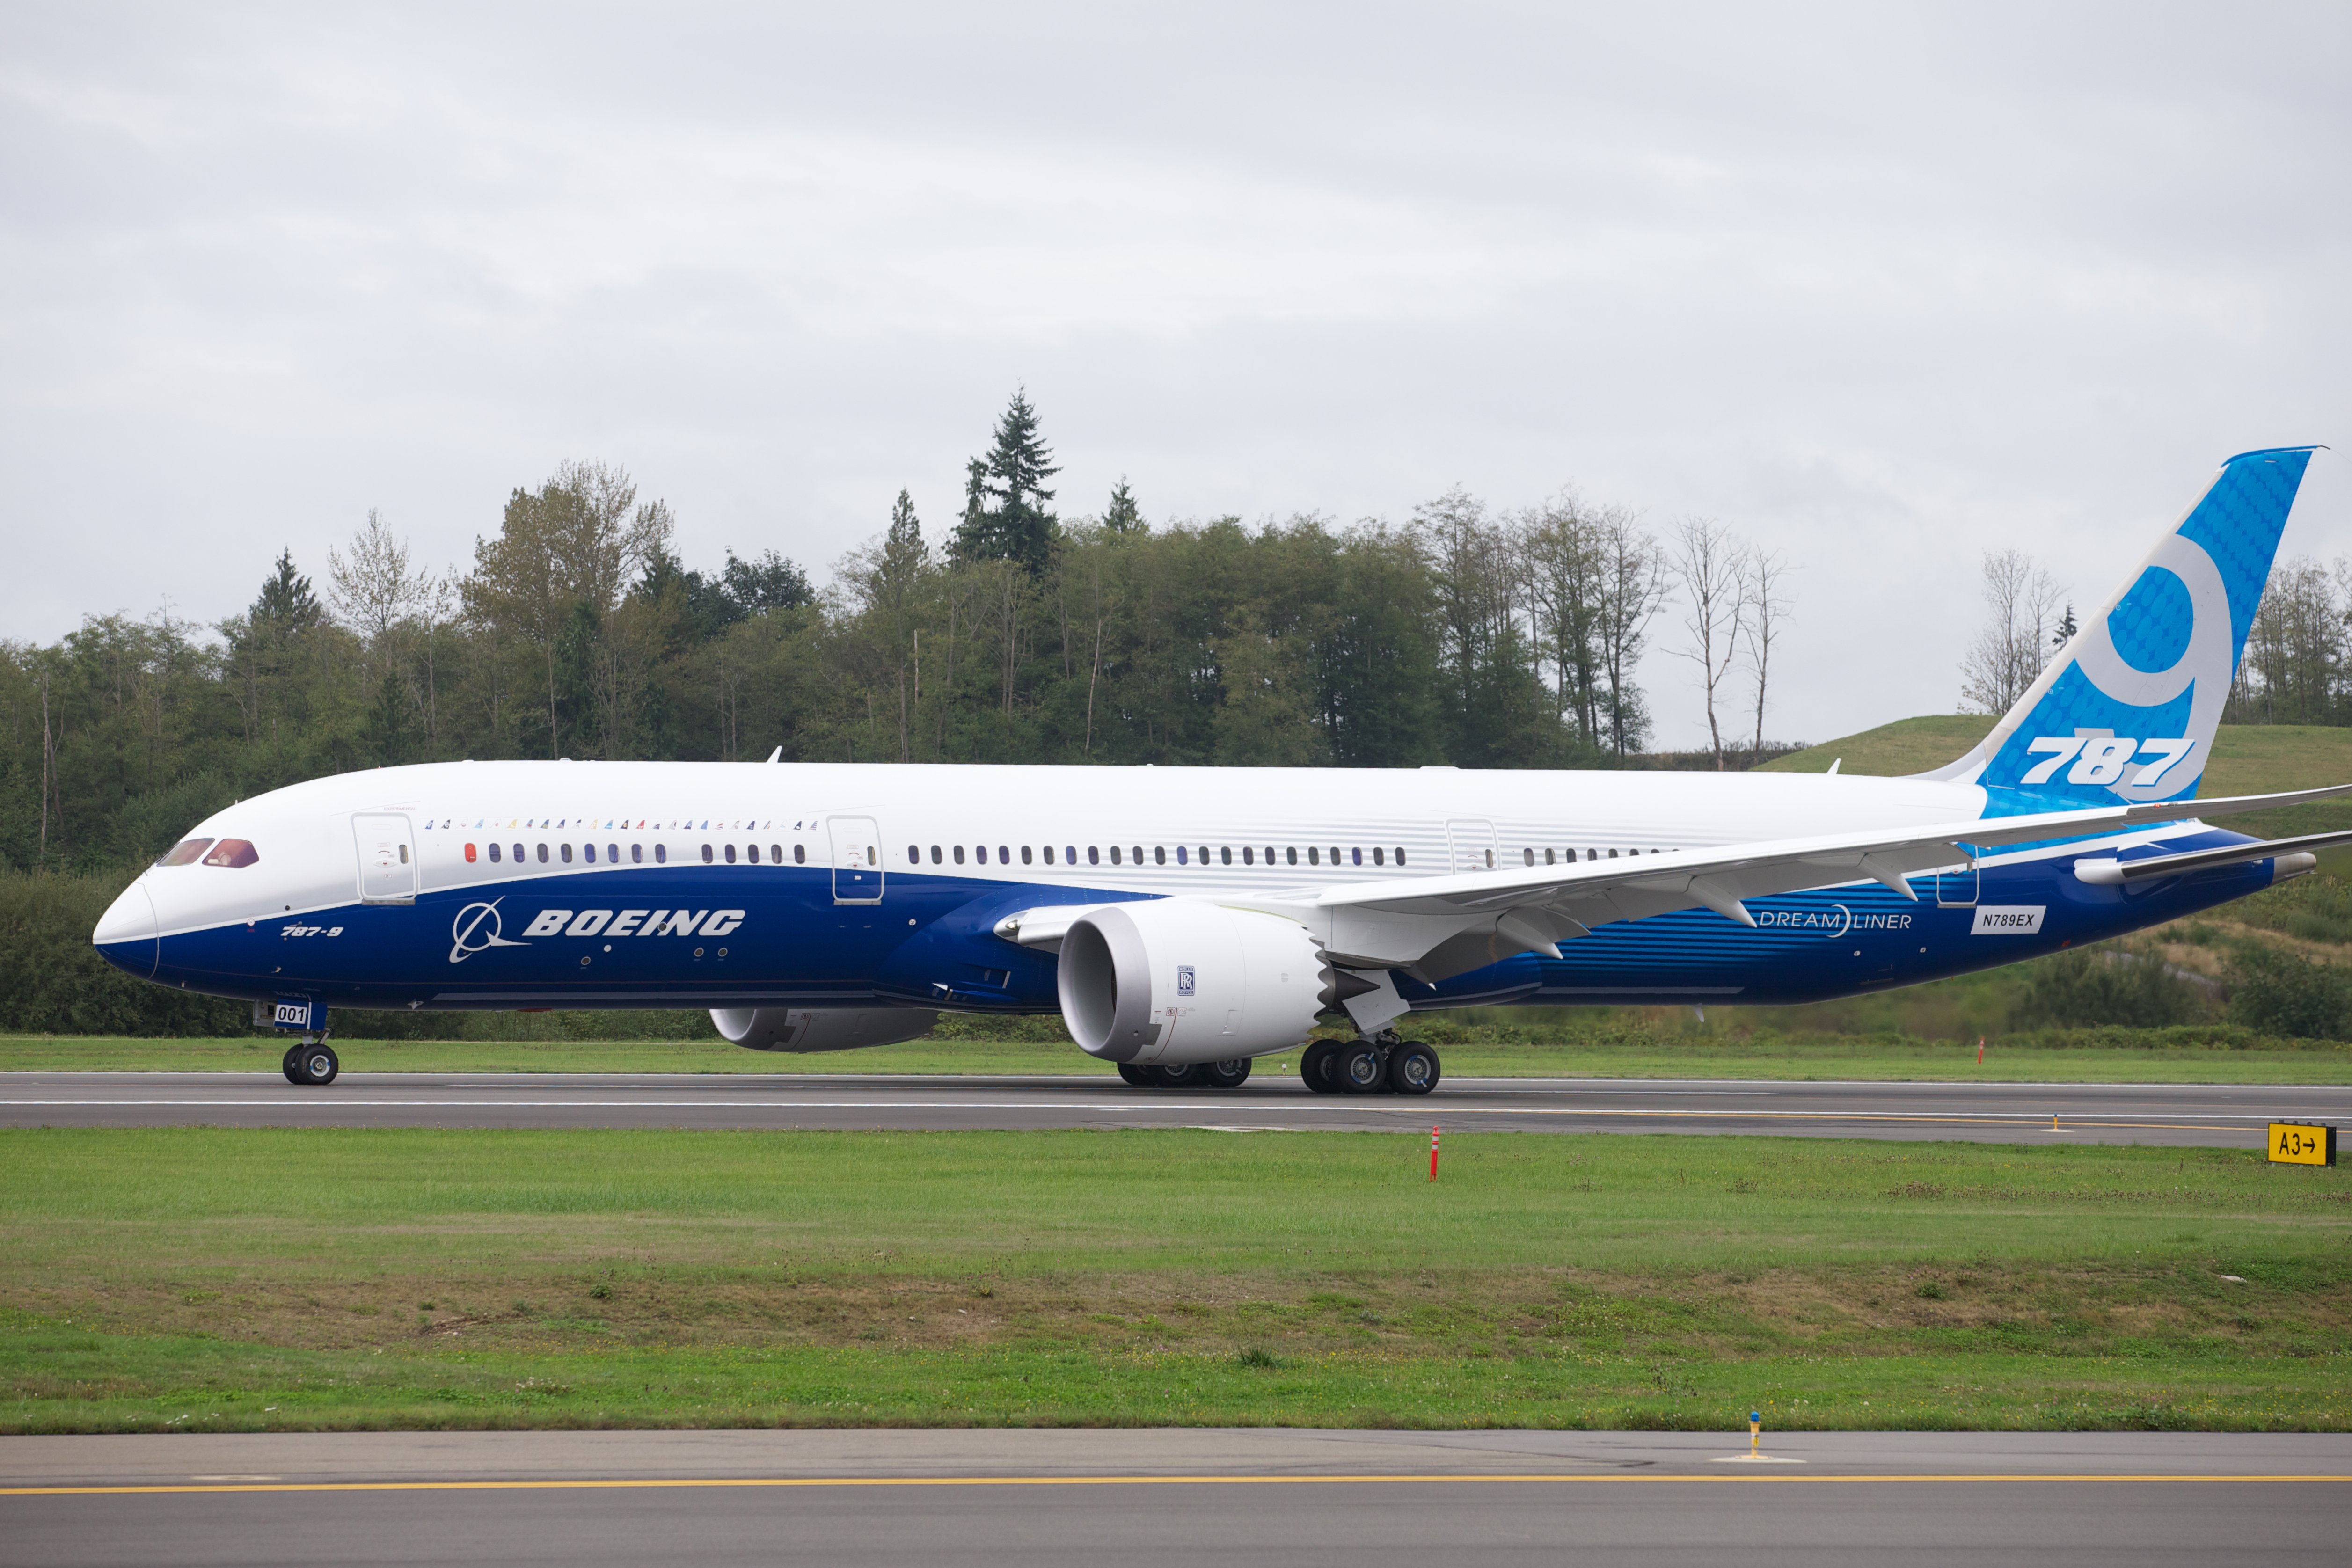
left=3, top=392, right=1801, bottom=875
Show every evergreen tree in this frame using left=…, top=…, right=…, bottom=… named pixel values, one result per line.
left=1103, top=477, right=1143, bottom=534
left=950, top=388, right=1061, bottom=574
left=251, top=549, right=322, bottom=633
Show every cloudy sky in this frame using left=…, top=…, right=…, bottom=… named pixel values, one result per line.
left=5, top=2, right=2348, bottom=749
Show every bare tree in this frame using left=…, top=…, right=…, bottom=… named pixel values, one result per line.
left=1669, top=518, right=1747, bottom=770
left=1590, top=508, right=1667, bottom=757
left=1740, top=546, right=1793, bottom=758
left=1958, top=548, right=2065, bottom=715
left=328, top=510, right=428, bottom=680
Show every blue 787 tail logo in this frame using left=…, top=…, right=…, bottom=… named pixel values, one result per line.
left=2021, top=736, right=2195, bottom=788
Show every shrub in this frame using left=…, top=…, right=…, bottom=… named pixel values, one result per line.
left=2008, top=942, right=2210, bottom=1031
left=2226, top=945, right=2352, bottom=1040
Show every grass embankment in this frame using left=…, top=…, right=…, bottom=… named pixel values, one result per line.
left=7, top=1031, right=2349, bottom=1083
left=3, top=1129, right=2345, bottom=1433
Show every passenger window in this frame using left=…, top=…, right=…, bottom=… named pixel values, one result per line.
left=1131, top=847, right=1142, bottom=865
left=1544, top=848, right=1555, bottom=865
left=1087, top=846, right=1099, bottom=865
left=702, top=845, right=714, bottom=863
left=631, top=844, right=643, bottom=864
left=930, top=845, right=942, bottom=863
left=1197, top=846, right=1208, bottom=865
left=1176, top=846, right=1189, bottom=865
left=749, top=844, right=761, bottom=863
left=1021, top=846, right=1033, bottom=864
left=155, top=838, right=214, bottom=867
left=538, top=844, right=549, bottom=863
left=955, top=845, right=966, bottom=864
left=725, top=845, right=738, bottom=864
left=561, top=844, right=572, bottom=863
left=1607, top=848, right=1618, bottom=859
left=1351, top=848, right=1362, bottom=866
left=1045, top=846, right=1056, bottom=865
left=1110, top=846, right=1122, bottom=865
left=1154, top=846, right=1165, bottom=865
left=514, top=843, right=525, bottom=863
left=1373, top=847, right=1385, bottom=866
left=399, top=844, right=410, bottom=864
left=908, top=845, right=920, bottom=864
left=203, top=839, right=260, bottom=868
left=609, top=843, right=620, bottom=862
left=795, top=844, right=806, bottom=864
left=1287, top=847, right=1298, bottom=865
left=584, top=844, right=597, bottom=864
left=1308, top=847, right=1319, bottom=866
left=655, top=844, right=667, bottom=864
left=1065, top=846, right=1077, bottom=864
left=1482, top=849, right=1491, bottom=868
left=465, top=843, right=477, bottom=863
left=999, top=845, right=1011, bottom=864
left=489, top=842, right=502, bottom=863
left=1220, top=847, right=1232, bottom=865
left=1242, top=847, right=1254, bottom=865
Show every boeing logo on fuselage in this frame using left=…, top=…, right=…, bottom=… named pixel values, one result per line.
left=520, top=908, right=746, bottom=940
left=449, top=900, right=531, bottom=963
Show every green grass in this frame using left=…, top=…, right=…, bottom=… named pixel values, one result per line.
left=6, top=1030, right=2348, bottom=1082
left=3, top=1128, right=2347, bottom=1432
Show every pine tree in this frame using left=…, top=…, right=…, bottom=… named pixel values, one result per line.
left=950, top=388, right=1061, bottom=574
left=252, top=549, right=321, bottom=633
left=1103, top=477, right=1143, bottom=534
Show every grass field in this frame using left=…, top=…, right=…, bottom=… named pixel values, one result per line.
left=3, top=1128, right=2345, bottom=1434
left=6, top=1031, right=2349, bottom=1083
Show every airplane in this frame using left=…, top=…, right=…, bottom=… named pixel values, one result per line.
left=95, top=445, right=2349, bottom=1094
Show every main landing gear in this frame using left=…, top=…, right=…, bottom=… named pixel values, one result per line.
left=1117, top=1059, right=1252, bottom=1090
left=1300, top=1035, right=1439, bottom=1097
left=282, top=1038, right=339, bottom=1086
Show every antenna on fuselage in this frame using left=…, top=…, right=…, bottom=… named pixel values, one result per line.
left=766, top=747, right=782, bottom=764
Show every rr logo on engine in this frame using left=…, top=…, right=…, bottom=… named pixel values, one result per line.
left=1176, top=965, right=1196, bottom=996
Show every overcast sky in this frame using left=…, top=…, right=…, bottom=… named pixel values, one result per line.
left=5, top=2, right=2348, bottom=750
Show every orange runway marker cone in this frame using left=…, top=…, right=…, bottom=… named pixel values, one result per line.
left=1977, top=1036, right=1984, bottom=1065
left=1429, top=1127, right=1439, bottom=1182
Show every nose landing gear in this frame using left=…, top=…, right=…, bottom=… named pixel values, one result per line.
left=282, top=1038, right=339, bottom=1086
left=1300, top=1034, right=1439, bottom=1096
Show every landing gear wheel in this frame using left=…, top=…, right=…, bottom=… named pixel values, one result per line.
left=1198, top=1058, right=1251, bottom=1090
left=1300, top=1040, right=1343, bottom=1094
left=293, top=1042, right=339, bottom=1086
left=1336, top=1042, right=1386, bottom=1094
left=1387, top=1043, right=1440, bottom=1096
left=1116, top=1063, right=1153, bottom=1087
left=281, top=1043, right=304, bottom=1085
left=1154, top=1064, right=1200, bottom=1087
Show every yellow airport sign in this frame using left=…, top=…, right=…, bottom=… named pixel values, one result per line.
left=2268, top=1123, right=2336, bottom=1167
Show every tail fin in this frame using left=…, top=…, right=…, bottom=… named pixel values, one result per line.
left=1923, top=446, right=2319, bottom=805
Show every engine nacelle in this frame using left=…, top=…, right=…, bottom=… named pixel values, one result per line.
left=1057, top=900, right=1331, bottom=1064
left=710, top=1007, right=939, bottom=1053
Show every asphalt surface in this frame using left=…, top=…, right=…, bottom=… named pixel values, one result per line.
left=3, top=1429, right=2345, bottom=1566
left=1, top=1071, right=2345, bottom=1146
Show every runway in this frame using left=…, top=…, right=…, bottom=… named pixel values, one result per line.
left=0, top=1071, right=2345, bottom=1145
left=3, top=1428, right=2345, bottom=1566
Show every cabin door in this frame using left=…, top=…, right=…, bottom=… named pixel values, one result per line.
left=353, top=814, right=417, bottom=904
left=828, top=816, right=884, bottom=904
left=1445, top=818, right=1500, bottom=874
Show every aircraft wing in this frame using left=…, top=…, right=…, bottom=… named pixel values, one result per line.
left=1300, top=784, right=2352, bottom=978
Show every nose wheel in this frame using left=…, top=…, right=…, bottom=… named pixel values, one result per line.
left=282, top=1039, right=339, bottom=1086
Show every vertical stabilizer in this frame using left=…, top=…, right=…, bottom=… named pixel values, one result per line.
left=1921, top=447, right=2318, bottom=805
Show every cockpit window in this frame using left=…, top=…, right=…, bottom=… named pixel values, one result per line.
left=201, top=839, right=259, bottom=868
left=155, top=839, right=214, bottom=866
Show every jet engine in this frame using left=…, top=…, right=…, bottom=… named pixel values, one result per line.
left=1056, top=900, right=1334, bottom=1065
left=710, top=1007, right=940, bottom=1053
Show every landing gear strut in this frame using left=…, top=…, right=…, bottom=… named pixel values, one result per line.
left=1299, top=1033, right=1439, bottom=1097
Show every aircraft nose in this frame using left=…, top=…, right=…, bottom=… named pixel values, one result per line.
left=93, top=880, right=158, bottom=977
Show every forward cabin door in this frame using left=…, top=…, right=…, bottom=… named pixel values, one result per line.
left=353, top=814, right=417, bottom=904
left=1445, top=818, right=1500, bottom=874
left=828, top=816, right=884, bottom=904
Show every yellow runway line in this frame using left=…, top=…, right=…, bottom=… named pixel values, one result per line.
left=7, top=1473, right=2350, bottom=1496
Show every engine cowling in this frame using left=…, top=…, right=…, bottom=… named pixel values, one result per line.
left=1057, top=900, right=1332, bottom=1064
left=710, top=1007, right=939, bottom=1053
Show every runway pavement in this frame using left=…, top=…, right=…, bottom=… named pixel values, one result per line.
left=3, top=1428, right=2346, bottom=1566
left=0, top=1070, right=2345, bottom=1145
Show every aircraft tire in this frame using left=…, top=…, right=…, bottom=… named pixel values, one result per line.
left=1336, top=1042, right=1386, bottom=1094
left=282, top=1044, right=304, bottom=1085
left=1116, top=1063, right=1152, bottom=1087
left=1300, top=1041, right=1343, bottom=1094
left=1155, top=1064, right=1200, bottom=1087
left=1387, top=1043, right=1439, bottom=1096
left=1199, top=1058, right=1251, bottom=1090
left=295, top=1042, right=339, bottom=1086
